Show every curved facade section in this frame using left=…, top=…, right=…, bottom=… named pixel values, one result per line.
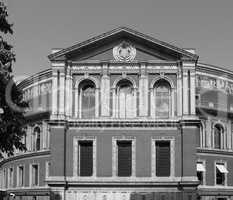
left=1, top=27, right=233, bottom=200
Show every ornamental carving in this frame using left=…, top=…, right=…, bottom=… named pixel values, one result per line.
left=113, top=42, right=136, bottom=62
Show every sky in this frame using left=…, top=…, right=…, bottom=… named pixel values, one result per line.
left=5, top=0, right=233, bottom=79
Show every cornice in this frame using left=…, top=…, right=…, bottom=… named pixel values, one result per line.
left=0, top=150, right=50, bottom=166
left=197, top=148, right=233, bottom=156
left=48, top=27, right=198, bottom=61
left=17, top=69, right=52, bottom=90
left=197, top=63, right=233, bottom=78
left=48, top=118, right=200, bottom=128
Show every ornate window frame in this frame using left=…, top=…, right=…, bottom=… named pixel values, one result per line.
left=150, top=77, right=175, bottom=119
left=112, top=77, right=137, bottom=118
left=197, top=159, right=206, bottom=186
left=214, top=160, right=228, bottom=186
left=212, top=122, right=226, bottom=150
left=73, top=136, right=96, bottom=177
left=74, top=77, right=100, bottom=119
left=16, top=164, right=25, bottom=188
left=29, top=163, right=40, bottom=187
left=151, top=136, right=175, bottom=178
left=112, top=136, right=136, bottom=177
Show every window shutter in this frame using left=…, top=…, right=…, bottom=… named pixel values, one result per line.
left=156, top=141, right=170, bottom=177
left=117, top=141, right=132, bottom=177
left=79, top=141, right=93, bottom=176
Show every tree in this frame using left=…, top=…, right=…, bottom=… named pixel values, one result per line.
left=0, top=1, right=27, bottom=158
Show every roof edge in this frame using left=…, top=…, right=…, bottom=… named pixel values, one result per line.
left=48, top=26, right=199, bottom=61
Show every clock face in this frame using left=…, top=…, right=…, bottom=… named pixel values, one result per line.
left=113, top=42, right=136, bottom=62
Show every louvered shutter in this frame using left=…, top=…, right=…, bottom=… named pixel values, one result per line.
left=156, top=141, right=170, bottom=177
left=117, top=141, right=132, bottom=177
left=79, top=141, right=93, bottom=176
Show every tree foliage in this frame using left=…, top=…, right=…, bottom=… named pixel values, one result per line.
left=0, top=1, right=27, bottom=158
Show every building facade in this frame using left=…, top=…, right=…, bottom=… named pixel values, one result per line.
left=1, top=27, right=233, bottom=200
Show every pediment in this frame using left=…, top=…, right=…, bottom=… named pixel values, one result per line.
left=48, top=27, right=198, bottom=62
left=83, top=48, right=166, bottom=62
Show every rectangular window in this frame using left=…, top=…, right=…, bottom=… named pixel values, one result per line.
left=117, top=141, right=132, bottom=177
left=197, top=161, right=205, bottom=185
left=79, top=141, right=93, bottom=176
left=156, top=141, right=170, bottom=177
left=31, top=164, right=39, bottom=186
left=216, top=163, right=228, bottom=185
left=8, top=168, right=14, bottom=188
left=18, top=166, right=24, bottom=187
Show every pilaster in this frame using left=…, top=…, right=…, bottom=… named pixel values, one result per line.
left=65, top=63, right=73, bottom=118
left=206, top=119, right=212, bottom=148
left=177, top=68, right=183, bottom=116
left=59, top=69, right=65, bottom=118
left=51, top=61, right=66, bottom=119
left=101, top=63, right=110, bottom=117
left=139, top=63, right=148, bottom=117
left=190, top=70, right=196, bottom=115
left=182, top=69, right=189, bottom=115
left=181, top=60, right=196, bottom=116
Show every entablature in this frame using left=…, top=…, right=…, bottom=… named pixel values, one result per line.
left=70, top=61, right=179, bottom=75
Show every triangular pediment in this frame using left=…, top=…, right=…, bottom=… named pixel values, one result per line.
left=83, top=48, right=166, bottom=62
left=48, top=27, right=198, bottom=62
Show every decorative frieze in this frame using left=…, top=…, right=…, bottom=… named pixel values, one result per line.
left=23, top=81, right=51, bottom=101
left=197, top=75, right=233, bottom=94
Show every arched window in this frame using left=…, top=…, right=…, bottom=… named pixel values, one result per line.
left=116, top=79, right=135, bottom=118
left=198, top=122, right=206, bottom=148
left=214, top=124, right=224, bottom=149
left=153, top=79, right=171, bottom=118
left=32, top=126, right=41, bottom=151
left=79, top=80, right=96, bottom=119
